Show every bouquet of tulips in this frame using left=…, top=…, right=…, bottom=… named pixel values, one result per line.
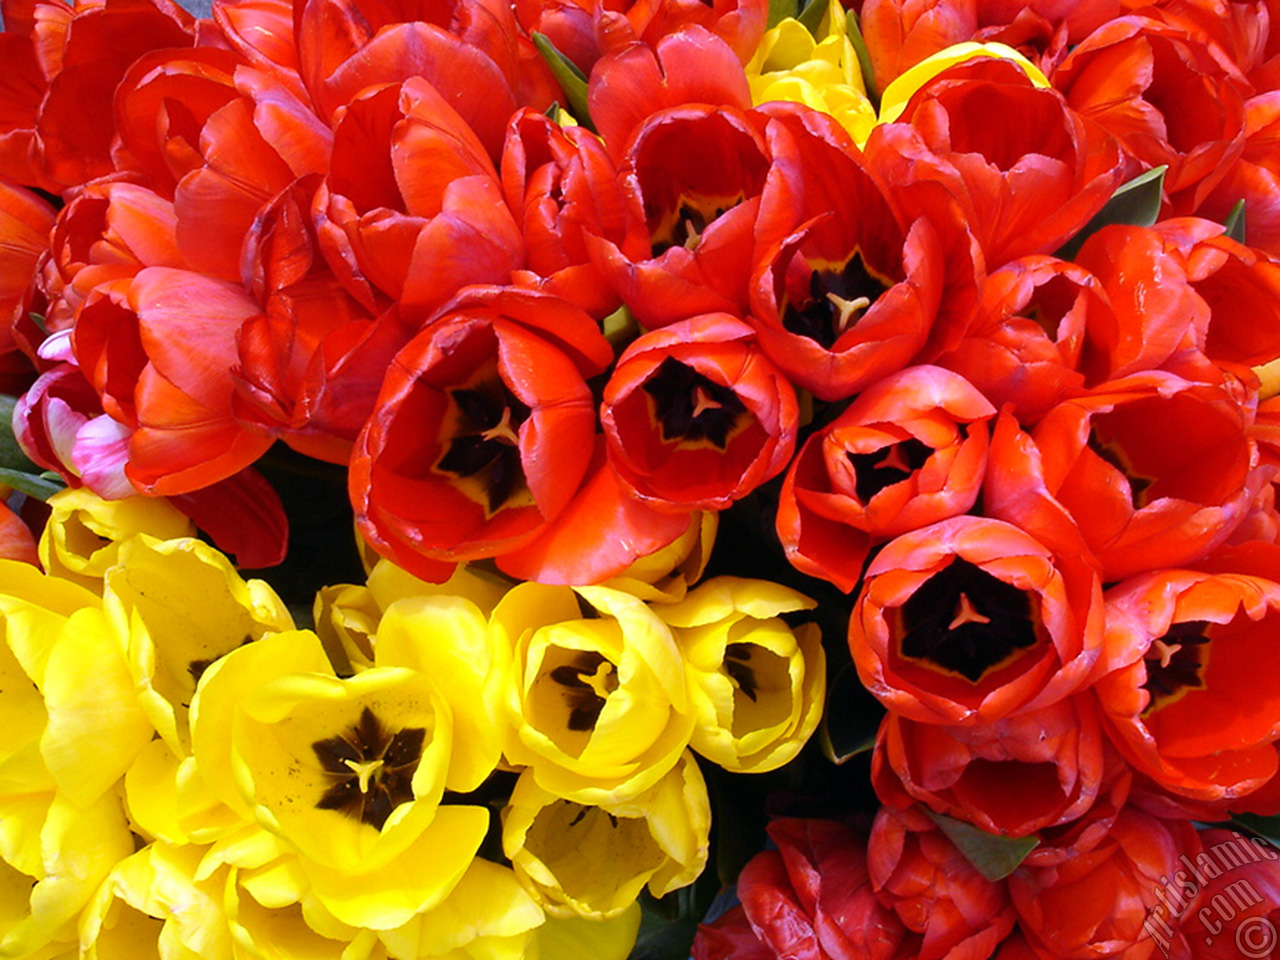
left=5, top=0, right=1280, bottom=956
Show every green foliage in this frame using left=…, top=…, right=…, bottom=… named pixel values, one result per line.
left=1055, top=165, right=1167, bottom=261
left=926, top=810, right=1039, bottom=881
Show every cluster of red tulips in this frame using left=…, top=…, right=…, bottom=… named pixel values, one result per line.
left=6, top=0, right=1280, bottom=955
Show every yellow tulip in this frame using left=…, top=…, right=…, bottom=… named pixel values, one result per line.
left=656, top=577, right=825, bottom=772
left=531, top=903, right=641, bottom=960
left=38, top=488, right=193, bottom=593
left=601, top=513, right=716, bottom=603
left=378, top=859, right=543, bottom=960
left=745, top=0, right=877, bottom=145
left=79, top=843, right=229, bottom=960
left=104, top=535, right=293, bottom=754
left=501, top=753, right=709, bottom=919
left=495, top=584, right=695, bottom=805
left=192, top=631, right=490, bottom=930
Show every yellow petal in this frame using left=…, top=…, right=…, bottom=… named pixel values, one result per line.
left=106, top=536, right=293, bottom=754
left=39, top=488, right=193, bottom=593
left=531, top=903, right=640, bottom=960
left=378, top=859, right=542, bottom=960
left=878, top=41, right=1051, bottom=124
left=301, top=806, right=489, bottom=930
left=374, top=595, right=508, bottom=793
left=41, top=607, right=154, bottom=807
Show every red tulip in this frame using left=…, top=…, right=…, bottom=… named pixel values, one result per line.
left=314, top=78, right=523, bottom=315
left=495, top=438, right=698, bottom=584
left=859, top=0, right=1118, bottom=88
left=70, top=267, right=274, bottom=495
left=935, top=255, right=1106, bottom=423
left=1179, top=827, right=1280, bottom=960
left=984, top=375, right=1270, bottom=581
left=1201, top=93, right=1280, bottom=257
left=720, top=817, right=911, bottom=960
left=0, top=180, right=56, bottom=391
left=777, top=364, right=994, bottom=593
left=585, top=102, right=771, bottom=326
left=1009, top=807, right=1201, bottom=960
left=748, top=124, right=952, bottom=401
left=350, top=287, right=609, bottom=583
left=0, top=498, right=38, bottom=567
left=114, top=50, right=332, bottom=280
left=868, top=805, right=1017, bottom=960
left=40, top=181, right=182, bottom=332
left=25, top=0, right=196, bottom=189
left=1052, top=15, right=1250, bottom=215
left=294, top=0, right=548, bottom=150
left=1057, top=224, right=1207, bottom=386
left=501, top=108, right=649, bottom=318
left=601, top=314, right=798, bottom=511
left=867, top=58, right=1124, bottom=271
left=11, top=362, right=106, bottom=490
left=233, top=176, right=403, bottom=465
left=872, top=693, right=1105, bottom=837
left=848, top=515, right=1104, bottom=725
left=1094, top=563, right=1280, bottom=803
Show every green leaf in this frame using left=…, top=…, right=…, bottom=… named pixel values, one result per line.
left=817, top=661, right=883, bottom=764
left=1232, top=813, right=1280, bottom=848
left=1055, top=165, right=1167, bottom=261
left=0, top=468, right=64, bottom=501
left=925, top=810, right=1039, bottom=882
left=0, top=394, right=38, bottom=474
left=796, top=0, right=825, bottom=36
left=845, top=11, right=878, bottom=103
left=1224, top=199, right=1247, bottom=244
left=532, top=33, right=596, bottom=133
left=766, top=0, right=799, bottom=29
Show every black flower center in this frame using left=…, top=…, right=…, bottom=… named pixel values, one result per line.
left=548, top=651, right=619, bottom=732
left=312, top=707, right=426, bottom=829
left=783, top=249, right=892, bottom=348
left=849, top=436, right=936, bottom=502
left=642, top=357, right=746, bottom=449
left=436, top=380, right=531, bottom=514
left=651, top=195, right=742, bottom=256
left=894, top=558, right=1039, bottom=683
left=1141, top=620, right=1210, bottom=716
left=1087, top=431, right=1154, bottom=509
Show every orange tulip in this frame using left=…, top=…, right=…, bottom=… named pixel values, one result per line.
left=601, top=313, right=798, bottom=511
left=1009, top=807, right=1201, bottom=960
left=70, top=268, right=275, bottom=496
left=872, top=693, right=1105, bottom=837
left=777, top=364, right=994, bottom=593
left=868, top=805, right=1017, bottom=960
left=1094, top=564, right=1280, bottom=803
left=849, top=515, right=1103, bottom=725
left=1051, top=14, right=1250, bottom=215
left=350, top=286, right=610, bottom=583
left=985, top=375, right=1270, bottom=581
left=314, top=77, right=523, bottom=315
